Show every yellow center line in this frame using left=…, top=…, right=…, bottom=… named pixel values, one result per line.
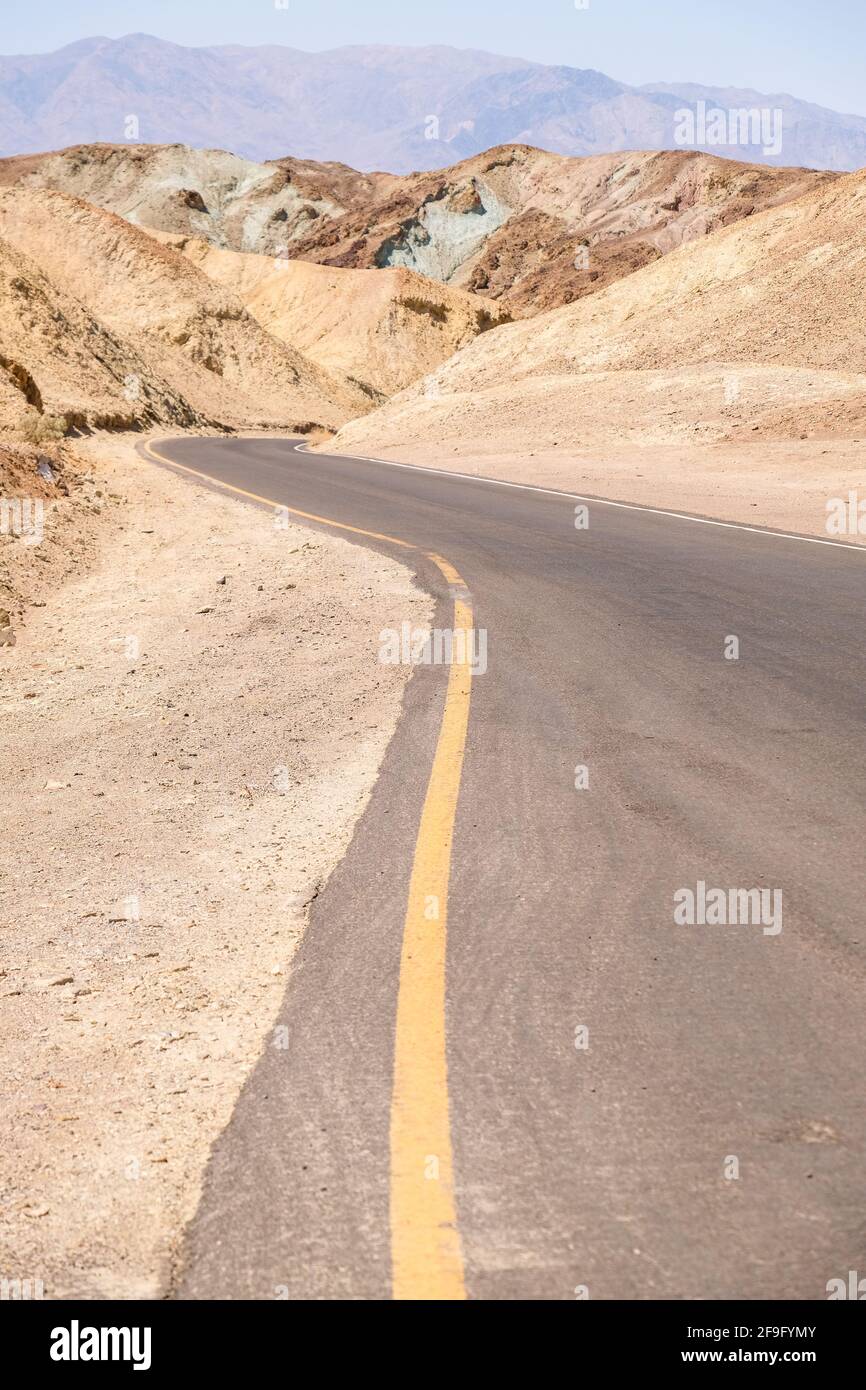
left=389, top=558, right=473, bottom=1302
left=143, top=438, right=471, bottom=1300
left=143, top=440, right=417, bottom=549
left=427, top=552, right=467, bottom=589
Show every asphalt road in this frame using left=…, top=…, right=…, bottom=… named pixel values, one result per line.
left=147, top=436, right=866, bottom=1301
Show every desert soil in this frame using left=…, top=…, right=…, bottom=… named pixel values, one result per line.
left=0, top=433, right=430, bottom=1299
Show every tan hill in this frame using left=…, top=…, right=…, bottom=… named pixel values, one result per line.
left=0, top=188, right=372, bottom=432
left=0, top=230, right=200, bottom=436
left=332, top=168, right=866, bottom=460
left=152, top=233, right=510, bottom=397
left=0, top=143, right=834, bottom=319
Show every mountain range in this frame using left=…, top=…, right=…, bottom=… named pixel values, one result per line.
left=1, top=35, right=866, bottom=172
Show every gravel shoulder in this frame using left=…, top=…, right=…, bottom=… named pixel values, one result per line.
left=0, top=433, right=430, bottom=1299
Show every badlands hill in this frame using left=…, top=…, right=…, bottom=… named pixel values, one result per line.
left=0, top=143, right=388, bottom=253
left=153, top=233, right=510, bottom=397
left=1, top=36, right=865, bottom=172
left=333, top=168, right=866, bottom=459
left=0, top=188, right=371, bottom=432
left=0, top=230, right=198, bottom=436
left=281, top=146, right=835, bottom=318
left=0, top=143, right=833, bottom=318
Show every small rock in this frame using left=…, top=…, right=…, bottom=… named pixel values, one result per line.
left=36, top=974, right=74, bottom=988
left=43, top=780, right=68, bottom=791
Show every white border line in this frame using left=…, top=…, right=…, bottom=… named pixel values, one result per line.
left=294, top=442, right=866, bottom=554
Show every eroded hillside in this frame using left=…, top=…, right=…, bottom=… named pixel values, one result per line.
left=0, top=142, right=834, bottom=318
left=153, top=232, right=510, bottom=397
left=0, top=187, right=372, bottom=432
left=333, top=167, right=866, bottom=458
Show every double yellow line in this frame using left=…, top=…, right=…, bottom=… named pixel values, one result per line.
left=144, top=441, right=472, bottom=1300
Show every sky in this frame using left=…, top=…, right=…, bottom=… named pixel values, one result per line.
left=3, top=0, right=865, bottom=120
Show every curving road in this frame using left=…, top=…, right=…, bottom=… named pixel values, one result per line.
left=144, top=436, right=866, bottom=1301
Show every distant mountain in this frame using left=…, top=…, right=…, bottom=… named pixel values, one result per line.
left=1, top=36, right=865, bottom=173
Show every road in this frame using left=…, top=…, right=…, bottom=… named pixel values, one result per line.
left=145, top=436, right=866, bottom=1301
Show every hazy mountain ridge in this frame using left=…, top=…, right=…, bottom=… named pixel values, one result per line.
left=1, top=35, right=865, bottom=172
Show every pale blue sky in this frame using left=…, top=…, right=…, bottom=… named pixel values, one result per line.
left=4, top=0, right=865, bottom=119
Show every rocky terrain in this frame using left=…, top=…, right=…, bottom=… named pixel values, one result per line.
left=0, top=142, right=834, bottom=318
left=152, top=233, right=510, bottom=397
left=0, top=137, right=861, bottom=527
left=330, top=166, right=866, bottom=537
left=0, top=228, right=198, bottom=436
left=284, top=146, right=834, bottom=317
left=0, top=143, right=390, bottom=256
left=0, top=187, right=374, bottom=435
left=0, top=441, right=91, bottom=651
left=1, top=35, right=865, bottom=172
left=336, top=165, right=866, bottom=444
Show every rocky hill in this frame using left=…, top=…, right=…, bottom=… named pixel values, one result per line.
left=0, top=142, right=834, bottom=318
left=153, top=232, right=510, bottom=397
left=333, top=168, right=866, bottom=458
left=0, top=188, right=372, bottom=432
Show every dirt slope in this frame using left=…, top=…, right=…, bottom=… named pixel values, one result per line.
left=153, top=233, right=510, bottom=397
left=332, top=168, right=866, bottom=459
left=0, top=230, right=200, bottom=435
left=0, top=143, right=834, bottom=318
left=0, top=188, right=371, bottom=431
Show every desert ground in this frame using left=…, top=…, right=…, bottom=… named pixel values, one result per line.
left=0, top=433, right=429, bottom=1296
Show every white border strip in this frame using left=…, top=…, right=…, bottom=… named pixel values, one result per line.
left=294, top=442, right=866, bottom=554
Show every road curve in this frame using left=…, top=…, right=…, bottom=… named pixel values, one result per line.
left=144, top=436, right=866, bottom=1301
